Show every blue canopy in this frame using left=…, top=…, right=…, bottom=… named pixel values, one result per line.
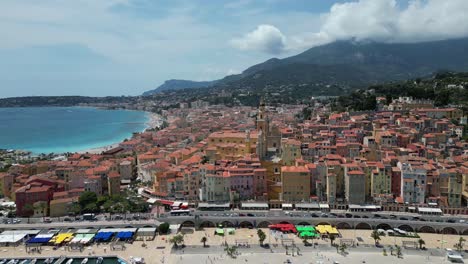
left=116, top=231, right=133, bottom=239
left=27, top=237, right=51, bottom=244
left=94, top=232, right=113, bottom=242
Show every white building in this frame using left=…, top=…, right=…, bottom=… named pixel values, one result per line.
left=398, top=162, right=427, bottom=204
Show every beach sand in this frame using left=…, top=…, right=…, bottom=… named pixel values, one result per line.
left=0, top=229, right=465, bottom=263
left=76, top=112, right=163, bottom=155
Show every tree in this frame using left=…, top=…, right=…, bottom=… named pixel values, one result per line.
left=83, top=203, right=98, bottom=213
left=68, top=202, right=81, bottom=216
left=339, top=244, right=347, bottom=255
left=371, top=230, right=381, bottom=245
left=395, top=245, right=402, bottom=258
left=224, top=244, right=238, bottom=259
left=418, top=238, right=425, bottom=250
left=330, top=235, right=336, bottom=246
left=22, top=204, right=34, bottom=218
left=388, top=245, right=394, bottom=256
left=79, top=191, right=98, bottom=208
left=257, top=229, right=266, bottom=246
left=201, top=236, right=207, bottom=247
left=169, top=234, right=184, bottom=249
left=155, top=200, right=162, bottom=218
left=158, top=222, right=170, bottom=234
left=454, top=237, right=466, bottom=252
left=201, top=156, right=209, bottom=164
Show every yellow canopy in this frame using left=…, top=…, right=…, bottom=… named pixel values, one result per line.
left=52, top=233, right=74, bottom=245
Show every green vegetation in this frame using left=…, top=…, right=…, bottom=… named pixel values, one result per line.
left=257, top=229, right=266, bottom=246
left=22, top=204, right=34, bottom=218
left=339, top=244, right=348, bottom=255
left=330, top=235, right=336, bottom=246
left=371, top=230, right=381, bottom=245
left=388, top=245, right=394, bottom=256
left=418, top=238, right=425, bottom=249
left=395, top=245, right=402, bottom=258
left=454, top=237, right=466, bottom=252
left=76, top=190, right=149, bottom=215
left=169, top=234, right=184, bottom=249
left=201, top=236, right=207, bottom=247
left=333, top=72, right=468, bottom=111
left=158, top=222, right=170, bottom=234
left=224, top=243, right=238, bottom=259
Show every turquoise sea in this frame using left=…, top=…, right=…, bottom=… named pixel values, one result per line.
left=0, top=107, right=149, bottom=154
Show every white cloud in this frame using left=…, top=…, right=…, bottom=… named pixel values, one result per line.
left=232, top=0, right=468, bottom=54
left=231, top=24, right=286, bottom=54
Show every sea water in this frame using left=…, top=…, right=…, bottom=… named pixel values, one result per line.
left=0, top=107, right=149, bottom=154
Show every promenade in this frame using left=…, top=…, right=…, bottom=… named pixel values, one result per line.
left=0, top=228, right=465, bottom=263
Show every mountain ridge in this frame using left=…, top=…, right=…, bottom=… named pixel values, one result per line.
left=143, top=79, right=218, bottom=95
left=143, top=37, right=468, bottom=95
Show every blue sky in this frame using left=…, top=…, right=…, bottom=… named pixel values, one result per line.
left=1, top=0, right=468, bottom=97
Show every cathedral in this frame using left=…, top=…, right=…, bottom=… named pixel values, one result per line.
left=255, top=99, right=281, bottom=161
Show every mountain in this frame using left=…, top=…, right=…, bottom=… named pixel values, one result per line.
left=143, top=79, right=217, bottom=95
left=143, top=37, right=468, bottom=95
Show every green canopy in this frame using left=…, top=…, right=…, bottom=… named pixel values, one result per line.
left=296, top=225, right=315, bottom=232
left=299, top=231, right=319, bottom=238
left=215, top=229, right=224, bottom=235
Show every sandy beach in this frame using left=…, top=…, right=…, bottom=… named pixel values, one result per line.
left=0, top=228, right=465, bottom=263
left=76, top=112, right=163, bottom=154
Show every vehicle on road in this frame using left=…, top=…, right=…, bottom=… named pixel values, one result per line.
left=169, top=209, right=191, bottom=216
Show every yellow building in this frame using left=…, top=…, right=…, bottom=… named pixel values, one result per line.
left=207, top=131, right=258, bottom=160
left=50, top=197, right=76, bottom=217
left=261, top=160, right=284, bottom=200
left=365, top=162, right=391, bottom=198
left=281, top=166, right=310, bottom=202
left=326, top=173, right=337, bottom=204
left=281, top=139, right=302, bottom=166
left=108, top=172, right=121, bottom=197
left=0, top=173, right=13, bottom=198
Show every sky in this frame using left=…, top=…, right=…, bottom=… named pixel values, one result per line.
left=1, top=0, right=468, bottom=97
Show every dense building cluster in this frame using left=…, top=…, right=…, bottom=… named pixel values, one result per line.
left=0, top=98, right=467, bottom=217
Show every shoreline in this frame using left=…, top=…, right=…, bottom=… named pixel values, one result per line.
left=0, top=229, right=465, bottom=264
left=76, top=111, right=163, bottom=155
left=2, top=106, right=163, bottom=156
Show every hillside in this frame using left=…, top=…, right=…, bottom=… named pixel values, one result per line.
left=144, top=37, right=468, bottom=95
left=143, top=79, right=217, bottom=95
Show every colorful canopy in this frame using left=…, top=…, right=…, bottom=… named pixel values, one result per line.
left=27, top=234, right=54, bottom=244
left=50, top=233, right=74, bottom=245
left=94, top=232, right=113, bottom=242
left=315, top=225, right=339, bottom=235
left=268, top=224, right=297, bottom=233
left=215, top=229, right=224, bottom=235
left=296, top=225, right=315, bottom=232
left=116, top=231, right=134, bottom=239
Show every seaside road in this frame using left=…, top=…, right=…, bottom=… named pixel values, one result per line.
left=0, top=219, right=160, bottom=231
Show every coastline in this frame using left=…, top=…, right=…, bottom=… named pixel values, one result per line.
left=76, top=111, right=163, bottom=155
left=0, top=106, right=163, bottom=156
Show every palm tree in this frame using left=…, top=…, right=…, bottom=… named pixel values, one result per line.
left=339, top=244, right=347, bottom=255
left=395, top=245, right=402, bottom=258
left=169, top=234, right=184, bottom=249
left=330, top=235, right=336, bottom=246
left=371, top=230, right=381, bottom=245
left=388, top=245, right=394, bottom=255
left=257, top=229, right=266, bottom=246
left=155, top=200, right=162, bottom=218
left=417, top=238, right=425, bottom=249
left=454, top=237, right=466, bottom=252
left=201, top=236, right=207, bottom=247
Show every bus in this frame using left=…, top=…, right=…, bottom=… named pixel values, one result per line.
left=169, top=209, right=191, bottom=216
